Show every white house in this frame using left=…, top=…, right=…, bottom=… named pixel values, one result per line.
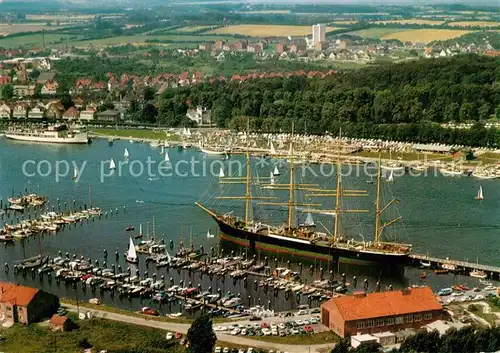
left=0, top=103, right=11, bottom=119
left=80, top=107, right=96, bottom=121
left=186, top=106, right=211, bottom=126
left=28, top=107, right=44, bottom=119
left=216, top=52, right=226, bottom=62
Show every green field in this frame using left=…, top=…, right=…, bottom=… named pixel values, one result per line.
left=0, top=33, right=80, bottom=48
left=0, top=318, right=185, bottom=353
left=176, top=25, right=215, bottom=32
left=66, top=34, right=230, bottom=48
left=347, top=27, right=408, bottom=39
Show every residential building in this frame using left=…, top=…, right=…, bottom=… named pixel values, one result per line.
left=0, top=282, right=59, bottom=324
left=0, top=103, right=11, bottom=119
left=234, top=40, right=248, bottom=51
left=0, top=75, right=11, bottom=85
left=215, top=40, right=226, bottom=50
left=186, top=106, right=211, bottom=126
left=339, top=40, right=348, bottom=50
left=96, top=109, right=120, bottom=122
left=41, top=81, right=58, bottom=96
left=12, top=103, right=28, bottom=119
left=14, top=85, right=35, bottom=98
left=50, top=315, right=75, bottom=332
left=247, top=44, right=262, bottom=54
left=63, top=107, right=80, bottom=121
left=199, top=43, right=212, bottom=51
left=107, top=77, right=119, bottom=92
left=36, top=72, right=56, bottom=85
left=321, top=287, right=442, bottom=338
left=315, top=42, right=327, bottom=51
left=216, top=52, right=226, bottom=62
left=312, top=24, right=326, bottom=46
left=74, top=97, right=85, bottom=109
left=28, top=106, right=44, bottom=119
left=15, top=62, right=28, bottom=84
left=276, top=43, right=286, bottom=54
left=45, top=101, right=65, bottom=120
left=80, top=107, right=96, bottom=121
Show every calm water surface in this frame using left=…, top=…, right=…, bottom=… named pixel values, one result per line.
left=0, top=137, right=497, bottom=312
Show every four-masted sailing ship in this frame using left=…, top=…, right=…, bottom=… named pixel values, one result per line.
left=196, top=132, right=411, bottom=268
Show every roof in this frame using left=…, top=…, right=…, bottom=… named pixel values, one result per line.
left=412, top=143, right=452, bottom=153
left=0, top=282, right=39, bottom=306
left=322, top=287, right=442, bottom=321
left=50, top=315, right=69, bottom=326
left=63, top=107, right=79, bottom=117
left=37, top=72, right=56, bottom=84
left=97, top=109, right=119, bottom=116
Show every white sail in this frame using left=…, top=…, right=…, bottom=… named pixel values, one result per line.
left=127, top=237, right=137, bottom=261
left=207, top=230, right=215, bottom=238
left=477, top=186, right=484, bottom=200
left=305, top=213, right=315, bottom=226
left=289, top=143, right=293, bottom=156
left=273, top=166, right=280, bottom=176
left=166, top=249, right=172, bottom=263
left=270, top=171, right=275, bottom=185
left=109, top=158, right=116, bottom=170
left=124, top=148, right=129, bottom=159
left=387, top=170, right=394, bottom=182
left=139, top=224, right=143, bottom=235
left=160, top=145, right=164, bottom=155
left=270, top=141, right=276, bottom=155
left=278, top=140, right=284, bottom=149
left=219, top=168, right=225, bottom=178
left=164, top=152, right=170, bottom=162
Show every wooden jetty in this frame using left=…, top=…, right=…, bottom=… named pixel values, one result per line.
left=409, top=253, right=500, bottom=280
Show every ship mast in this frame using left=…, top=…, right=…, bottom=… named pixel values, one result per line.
left=245, top=120, right=251, bottom=225
left=333, top=130, right=342, bottom=243
left=287, top=123, right=295, bottom=229
left=374, top=151, right=402, bottom=243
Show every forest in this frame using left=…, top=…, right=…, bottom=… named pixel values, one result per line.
left=155, top=55, right=500, bottom=147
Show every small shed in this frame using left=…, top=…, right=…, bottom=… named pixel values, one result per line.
left=49, top=315, right=76, bottom=332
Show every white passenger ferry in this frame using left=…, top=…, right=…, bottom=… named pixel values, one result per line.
left=5, top=124, right=88, bottom=144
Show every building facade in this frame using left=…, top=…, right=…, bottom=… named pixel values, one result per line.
left=312, top=24, right=326, bottom=46
left=321, top=287, right=442, bottom=338
left=0, top=282, right=59, bottom=325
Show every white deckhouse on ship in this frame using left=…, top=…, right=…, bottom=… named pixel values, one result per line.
left=5, top=124, right=89, bottom=144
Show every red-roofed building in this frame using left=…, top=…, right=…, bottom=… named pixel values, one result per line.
left=0, top=75, right=11, bottom=86
left=0, top=282, right=59, bottom=324
left=63, top=107, right=80, bottom=121
left=321, top=287, right=442, bottom=338
left=50, top=315, right=76, bottom=332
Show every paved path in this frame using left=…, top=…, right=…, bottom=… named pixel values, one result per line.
left=63, top=304, right=335, bottom=353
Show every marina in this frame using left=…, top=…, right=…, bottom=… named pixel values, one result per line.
left=2, top=135, right=500, bottom=317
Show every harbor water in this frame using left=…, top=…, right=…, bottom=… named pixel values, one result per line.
left=0, top=137, right=498, bottom=314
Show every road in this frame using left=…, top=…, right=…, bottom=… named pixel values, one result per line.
left=63, top=304, right=335, bottom=353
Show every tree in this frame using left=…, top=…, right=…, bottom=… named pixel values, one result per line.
left=0, top=84, right=13, bottom=100
left=496, top=105, right=500, bottom=120
left=459, top=102, right=474, bottom=121
left=143, top=87, right=156, bottom=101
left=478, top=103, right=491, bottom=121
left=187, top=314, right=216, bottom=353
left=330, top=337, right=350, bottom=353
left=353, top=341, right=380, bottom=353
left=29, top=69, right=40, bottom=80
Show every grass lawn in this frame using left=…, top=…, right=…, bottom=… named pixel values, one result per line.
left=0, top=319, right=186, bottom=353
left=247, top=331, right=339, bottom=345
left=476, top=152, right=500, bottom=164
left=0, top=33, right=79, bottom=48
left=176, top=25, right=215, bottom=32
left=91, top=128, right=181, bottom=141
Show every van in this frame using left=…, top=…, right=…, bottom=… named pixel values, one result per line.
left=438, top=288, right=452, bottom=296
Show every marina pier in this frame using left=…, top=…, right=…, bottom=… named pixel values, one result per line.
left=409, top=253, right=500, bottom=280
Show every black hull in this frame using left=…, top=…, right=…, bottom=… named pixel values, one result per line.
left=213, top=217, right=408, bottom=269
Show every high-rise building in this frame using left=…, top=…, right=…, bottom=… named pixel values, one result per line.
left=312, top=24, right=326, bottom=45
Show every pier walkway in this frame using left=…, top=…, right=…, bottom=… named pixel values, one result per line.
left=409, top=253, right=500, bottom=280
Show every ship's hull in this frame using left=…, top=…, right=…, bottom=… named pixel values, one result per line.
left=213, top=217, right=408, bottom=268
left=5, top=133, right=88, bottom=144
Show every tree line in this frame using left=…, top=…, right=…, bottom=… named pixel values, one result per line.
left=155, top=55, right=500, bottom=147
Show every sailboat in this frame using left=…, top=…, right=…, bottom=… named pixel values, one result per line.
left=206, top=230, right=215, bottom=238
left=301, top=213, right=315, bottom=227
left=273, top=166, right=280, bottom=176
left=219, top=168, right=225, bottom=178
left=109, top=159, right=116, bottom=171
left=72, top=167, right=78, bottom=181
left=475, top=185, right=484, bottom=200
left=125, top=237, right=138, bottom=263
left=124, top=148, right=130, bottom=159
left=135, top=224, right=143, bottom=239
left=269, top=141, right=277, bottom=155
left=164, top=152, right=171, bottom=163
left=386, top=170, right=394, bottom=183
left=160, top=145, right=164, bottom=155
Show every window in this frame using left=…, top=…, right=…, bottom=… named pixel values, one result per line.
left=367, top=319, right=375, bottom=328
left=377, top=318, right=385, bottom=327
left=424, top=312, right=432, bottom=320
left=395, top=316, right=404, bottom=325
left=405, top=315, right=413, bottom=323
left=385, top=317, right=395, bottom=326
left=356, top=321, right=366, bottom=329
left=414, top=314, right=422, bottom=322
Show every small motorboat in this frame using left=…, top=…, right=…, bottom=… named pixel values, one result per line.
left=434, top=269, right=448, bottom=275
left=419, top=272, right=427, bottom=279
left=141, top=307, right=159, bottom=316
left=125, top=226, right=135, bottom=231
